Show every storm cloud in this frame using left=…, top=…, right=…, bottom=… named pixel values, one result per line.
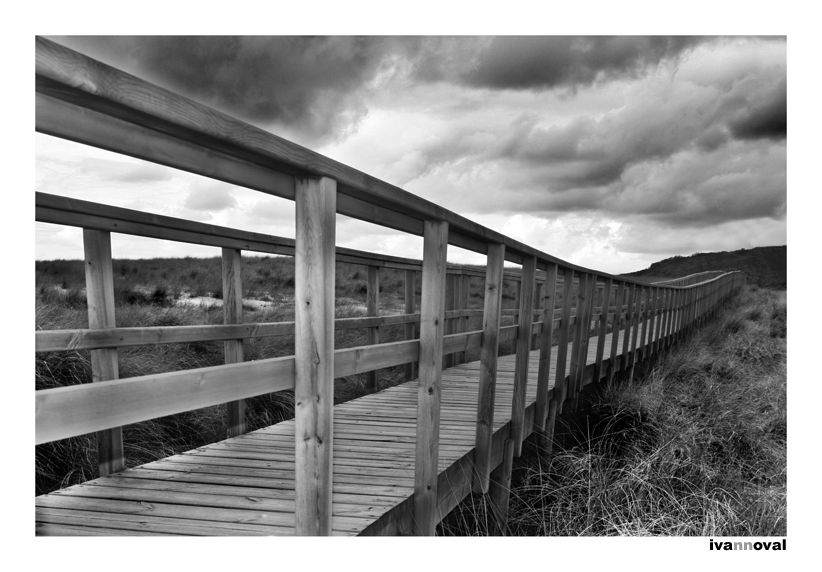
left=37, top=35, right=787, bottom=271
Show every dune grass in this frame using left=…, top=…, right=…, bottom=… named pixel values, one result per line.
left=439, top=284, right=786, bottom=536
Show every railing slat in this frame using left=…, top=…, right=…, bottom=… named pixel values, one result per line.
left=414, top=219, right=448, bottom=536
left=554, top=269, right=574, bottom=412
left=595, top=278, right=613, bottom=382
left=82, top=229, right=124, bottom=476
left=366, top=265, right=380, bottom=392
left=511, top=255, right=537, bottom=456
left=535, top=263, right=559, bottom=430
left=473, top=242, right=505, bottom=493
left=294, top=176, right=336, bottom=536
left=404, top=269, right=417, bottom=380
left=222, top=248, right=246, bottom=437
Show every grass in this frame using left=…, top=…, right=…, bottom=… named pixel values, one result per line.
left=439, top=284, right=786, bottom=536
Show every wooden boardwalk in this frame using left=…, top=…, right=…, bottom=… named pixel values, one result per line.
left=36, top=326, right=648, bottom=536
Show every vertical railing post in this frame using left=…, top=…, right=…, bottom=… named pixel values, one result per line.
left=222, top=247, right=246, bottom=437
left=511, top=255, right=537, bottom=455
left=535, top=263, right=559, bottom=431
left=640, top=285, right=651, bottom=364
left=366, top=265, right=380, bottom=392
left=444, top=272, right=457, bottom=368
left=594, top=278, right=612, bottom=382
left=404, top=269, right=417, bottom=381
left=659, top=288, right=671, bottom=352
left=652, top=286, right=665, bottom=358
left=294, top=176, right=336, bottom=536
left=414, top=220, right=448, bottom=536
left=577, top=274, right=597, bottom=391
left=83, top=229, right=124, bottom=476
left=554, top=269, right=574, bottom=412
left=459, top=273, right=469, bottom=363
left=473, top=242, right=505, bottom=493
left=628, top=285, right=642, bottom=383
left=568, top=273, right=588, bottom=401
left=608, top=281, right=626, bottom=384
left=621, top=284, right=635, bottom=374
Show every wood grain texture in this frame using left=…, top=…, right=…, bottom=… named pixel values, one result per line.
left=511, top=255, right=537, bottom=456
left=608, top=281, right=627, bottom=383
left=294, top=176, right=337, bottom=535
left=82, top=229, right=123, bottom=476
left=535, top=263, right=559, bottom=430
left=366, top=265, right=380, bottom=392
left=473, top=242, right=505, bottom=493
left=595, top=278, right=613, bottom=381
left=222, top=248, right=246, bottom=438
left=414, top=220, right=448, bottom=535
left=554, top=269, right=574, bottom=411
left=404, top=270, right=417, bottom=380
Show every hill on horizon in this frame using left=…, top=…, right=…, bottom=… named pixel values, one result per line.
left=623, top=245, right=786, bottom=289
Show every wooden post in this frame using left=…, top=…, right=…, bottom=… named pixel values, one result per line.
left=294, top=176, right=336, bottom=536
left=568, top=274, right=584, bottom=397
left=621, top=284, right=635, bottom=372
left=628, top=285, right=642, bottom=383
left=444, top=273, right=457, bottom=368
left=83, top=229, right=124, bottom=476
left=595, top=278, right=612, bottom=382
left=608, top=281, right=626, bottom=383
left=404, top=269, right=417, bottom=381
left=473, top=242, right=505, bottom=493
left=511, top=255, right=536, bottom=456
left=366, top=265, right=379, bottom=392
left=577, top=274, right=597, bottom=390
left=533, top=279, right=543, bottom=351
left=414, top=219, right=448, bottom=536
left=488, top=438, right=515, bottom=534
left=222, top=247, right=246, bottom=438
left=652, top=287, right=665, bottom=357
left=459, top=274, right=469, bottom=363
left=554, top=269, right=574, bottom=412
left=535, top=263, right=558, bottom=430
left=639, top=285, right=651, bottom=363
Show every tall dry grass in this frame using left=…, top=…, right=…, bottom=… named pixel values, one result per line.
left=440, top=284, right=786, bottom=536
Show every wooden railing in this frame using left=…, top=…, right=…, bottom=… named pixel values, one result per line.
left=34, top=37, right=744, bottom=535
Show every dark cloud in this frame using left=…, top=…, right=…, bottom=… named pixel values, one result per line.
left=729, top=79, right=787, bottom=140
left=51, top=35, right=425, bottom=144
left=454, top=36, right=705, bottom=90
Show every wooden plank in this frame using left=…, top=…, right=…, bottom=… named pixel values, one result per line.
left=414, top=219, right=448, bottom=535
left=36, top=354, right=295, bottom=445
left=595, top=278, right=613, bottom=381
left=473, top=242, right=505, bottom=493
left=294, top=175, right=336, bottom=535
left=621, top=284, right=635, bottom=365
left=629, top=285, right=643, bottom=381
left=488, top=438, right=515, bottom=534
left=404, top=269, right=417, bottom=380
left=554, top=268, right=574, bottom=411
left=535, top=263, right=558, bottom=429
left=576, top=274, right=597, bottom=391
left=37, top=192, right=427, bottom=272
left=366, top=265, right=380, bottom=392
left=608, top=281, right=626, bottom=382
left=222, top=247, right=246, bottom=437
left=82, top=229, right=123, bottom=476
left=511, top=255, right=536, bottom=455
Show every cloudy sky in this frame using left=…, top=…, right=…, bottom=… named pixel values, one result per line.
left=35, top=35, right=786, bottom=273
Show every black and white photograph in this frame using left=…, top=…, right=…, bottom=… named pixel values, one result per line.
left=16, top=1, right=814, bottom=568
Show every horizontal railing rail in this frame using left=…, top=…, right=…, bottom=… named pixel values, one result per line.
left=34, top=36, right=745, bottom=536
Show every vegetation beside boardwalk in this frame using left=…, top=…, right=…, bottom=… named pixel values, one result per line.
left=440, top=284, right=786, bottom=536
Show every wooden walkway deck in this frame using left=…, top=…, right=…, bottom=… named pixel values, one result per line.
left=35, top=325, right=657, bottom=536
